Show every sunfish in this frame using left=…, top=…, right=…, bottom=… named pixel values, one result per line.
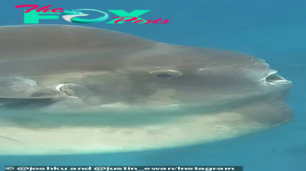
left=0, top=25, right=292, bottom=155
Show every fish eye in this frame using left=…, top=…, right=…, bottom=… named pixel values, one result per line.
left=150, top=70, right=182, bottom=79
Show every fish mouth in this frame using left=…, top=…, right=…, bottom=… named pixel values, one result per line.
left=262, top=70, right=292, bottom=85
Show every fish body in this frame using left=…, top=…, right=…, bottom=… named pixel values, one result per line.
left=0, top=25, right=292, bottom=155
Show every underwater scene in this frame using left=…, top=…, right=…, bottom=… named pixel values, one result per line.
left=0, top=0, right=305, bottom=171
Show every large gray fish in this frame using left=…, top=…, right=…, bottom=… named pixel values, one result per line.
left=0, top=25, right=292, bottom=155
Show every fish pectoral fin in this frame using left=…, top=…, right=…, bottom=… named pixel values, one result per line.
left=0, top=96, right=60, bottom=108
left=55, top=83, right=93, bottom=98
left=0, top=86, right=62, bottom=108
left=30, top=89, right=62, bottom=98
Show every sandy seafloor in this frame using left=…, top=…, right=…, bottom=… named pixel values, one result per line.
left=0, top=0, right=305, bottom=171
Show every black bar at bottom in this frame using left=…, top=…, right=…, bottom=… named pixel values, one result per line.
left=4, top=166, right=243, bottom=171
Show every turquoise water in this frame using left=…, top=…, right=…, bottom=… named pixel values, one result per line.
left=0, top=0, right=305, bottom=171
